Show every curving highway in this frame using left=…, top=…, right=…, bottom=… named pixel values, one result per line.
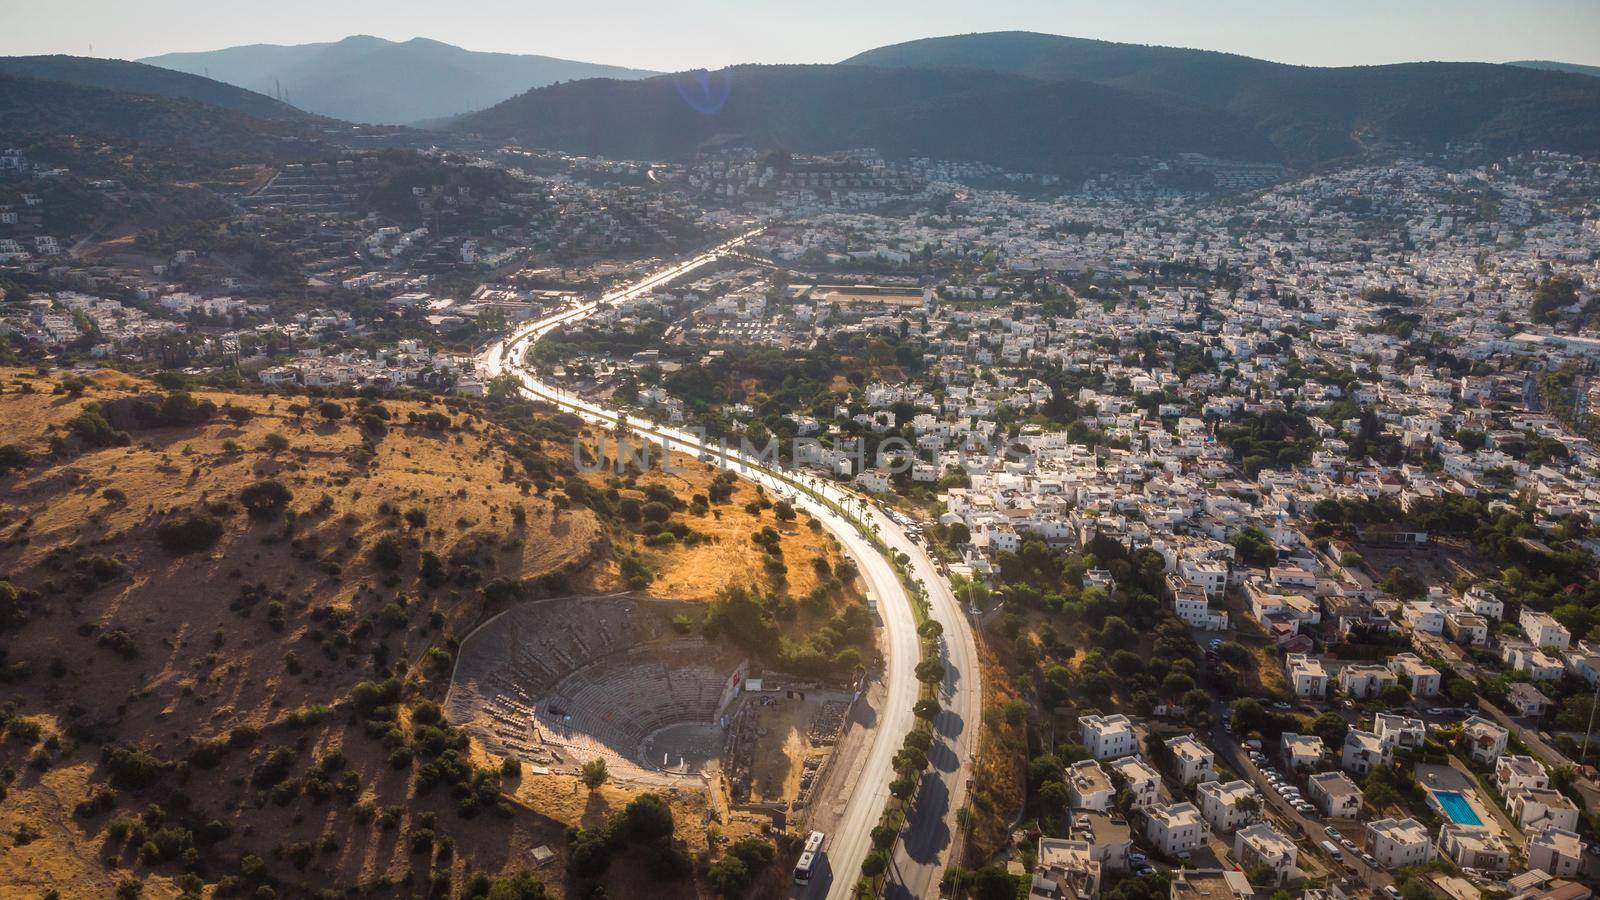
left=477, top=229, right=979, bottom=898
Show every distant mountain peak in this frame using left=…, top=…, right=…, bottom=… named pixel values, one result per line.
left=139, top=35, right=657, bottom=124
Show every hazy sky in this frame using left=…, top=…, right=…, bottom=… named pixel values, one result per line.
left=6, top=0, right=1600, bottom=71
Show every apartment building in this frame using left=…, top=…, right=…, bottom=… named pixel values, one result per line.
left=1031, top=837, right=1099, bottom=900
left=1508, top=787, right=1582, bottom=833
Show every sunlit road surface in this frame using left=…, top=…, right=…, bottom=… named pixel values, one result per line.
left=478, top=228, right=979, bottom=897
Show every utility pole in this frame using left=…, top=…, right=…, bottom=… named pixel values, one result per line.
left=1581, top=676, right=1600, bottom=768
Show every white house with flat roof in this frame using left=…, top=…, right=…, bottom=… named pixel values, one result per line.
left=1495, top=756, right=1548, bottom=794
left=1373, top=713, right=1427, bottom=750
left=1308, top=771, right=1362, bottom=818
left=1508, top=787, right=1581, bottom=834
left=1165, top=734, right=1215, bottom=786
left=1286, top=653, right=1328, bottom=698
left=1386, top=653, right=1441, bottom=696
left=1341, top=729, right=1392, bottom=775
left=1144, top=802, right=1208, bottom=857
left=1527, top=827, right=1586, bottom=879
left=1079, top=714, right=1137, bottom=760
left=1438, top=824, right=1510, bottom=872
left=1366, top=817, right=1434, bottom=869
left=1463, top=586, right=1504, bottom=620
left=1032, top=837, right=1100, bottom=900
left=1068, top=759, right=1114, bottom=811
left=1234, top=822, right=1297, bottom=883
left=1197, top=780, right=1259, bottom=833
left=1280, top=733, right=1325, bottom=771
left=1338, top=663, right=1398, bottom=699
left=1461, top=716, right=1509, bottom=764
left=1108, top=756, right=1161, bottom=809
left=1520, top=609, right=1571, bottom=652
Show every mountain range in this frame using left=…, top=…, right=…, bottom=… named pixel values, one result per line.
left=0, top=70, right=330, bottom=178
left=1509, top=60, right=1600, bottom=79
left=841, top=32, right=1600, bottom=166
left=139, top=35, right=656, bottom=125
left=451, top=64, right=1281, bottom=175
left=5, top=32, right=1600, bottom=179
left=0, top=55, right=312, bottom=121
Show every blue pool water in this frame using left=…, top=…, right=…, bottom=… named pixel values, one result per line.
left=1433, top=790, right=1484, bottom=826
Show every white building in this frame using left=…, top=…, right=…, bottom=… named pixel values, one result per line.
left=1144, top=802, right=1208, bottom=857
left=1165, top=734, right=1215, bottom=786
left=1286, top=653, right=1328, bottom=698
left=1280, top=733, right=1325, bottom=771
left=1233, top=822, right=1297, bottom=883
left=1366, top=817, right=1434, bottom=869
left=1520, top=609, right=1572, bottom=652
left=1108, top=756, right=1161, bottom=809
left=1338, top=663, right=1398, bottom=699
left=1494, top=755, right=1549, bottom=794
left=1386, top=653, right=1441, bottom=697
left=1461, top=716, right=1509, bottom=765
left=1068, top=759, right=1114, bottom=811
left=1307, top=771, right=1363, bottom=818
left=1373, top=713, right=1427, bottom=750
left=1527, top=827, right=1586, bottom=879
left=1437, top=824, right=1510, bottom=872
left=1508, top=787, right=1582, bottom=834
left=1079, top=714, right=1137, bottom=761
left=1340, top=729, right=1392, bottom=775
left=1197, top=780, right=1259, bottom=833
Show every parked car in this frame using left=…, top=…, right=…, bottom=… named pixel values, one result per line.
left=1384, top=887, right=1402, bottom=899
left=1362, top=853, right=1378, bottom=868
left=1325, top=826, right=1341, bottom=839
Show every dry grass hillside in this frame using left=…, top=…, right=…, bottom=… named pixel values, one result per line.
left=0, top=369, right=849, bottom=898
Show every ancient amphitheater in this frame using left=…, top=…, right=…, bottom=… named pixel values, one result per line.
left=444, top=596, right=746, bottom=778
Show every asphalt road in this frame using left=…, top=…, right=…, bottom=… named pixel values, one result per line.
left=477, top=230, right=977, bottom=899
left=1211, top=711, right=1392, bottom=892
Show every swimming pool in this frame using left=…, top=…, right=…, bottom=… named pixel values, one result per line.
left=1432, top=790, right=1484, bottom=826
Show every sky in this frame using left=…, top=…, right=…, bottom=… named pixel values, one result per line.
left=5, top=0, right=1600, bottom=71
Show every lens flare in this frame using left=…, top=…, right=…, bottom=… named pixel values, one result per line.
left=672, top=68, right=732, bottom=115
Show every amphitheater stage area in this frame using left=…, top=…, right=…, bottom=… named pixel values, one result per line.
left=445, top=595, right=753, bottom=779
